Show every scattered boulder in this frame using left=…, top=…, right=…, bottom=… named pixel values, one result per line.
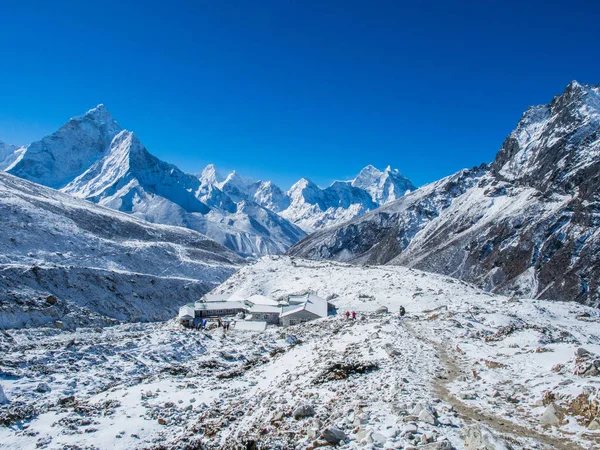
left=321, top=426, right=347, bottom=445
left=313, top=362, right=378, bottom=384
left=375, top=306, right=389, bottom=314
left=158, top=417, right=167, bottom=425
left=462, top=424, right=512, bottom=449
left=589, top=419, right=600, bottom=430
left=36, top=383, right=51, bottom=393
left=539, top=403, right=564, bottom=426
left=576, top=348, right=592, bottom=358
left=46, top=295, right=58, bottom=305
left=418, top=409, right=438, bottom=425
left=293, top=404, right=315, bottom=420
left=54, top=321, right=64, bottom=330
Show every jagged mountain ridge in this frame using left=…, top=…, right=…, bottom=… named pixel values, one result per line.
left=197, top=163, right=416, bottom=232
left=0, top=171, right=243, bottom=329
left=289, top=81, right=600, bottom=306
left=7, top=107, right=306, bottom=258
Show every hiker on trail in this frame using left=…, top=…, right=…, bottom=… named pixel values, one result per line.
left=399, top=306, right=406, bottom=317
left=345, top=311, right=350, bottom=320
left=351, top=311, right=356, bottom=320
left=217, top=318, right=222, bottom=328
left=196, top=322, right=201, bottom=331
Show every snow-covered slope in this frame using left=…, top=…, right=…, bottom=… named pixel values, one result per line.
left=289, top=81, right=600, bottom=306
left=0, top=141, right=26, bottom=171
left=198, top=165, right=416, bottom=232
left=3, top=256, right=599, bottom=449
left=5, top=106, right=306, bottom=258
left=0, top=171, right=243, bottom=329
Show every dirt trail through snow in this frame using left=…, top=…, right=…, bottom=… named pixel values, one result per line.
left=402, top=319, right=587, bottom=450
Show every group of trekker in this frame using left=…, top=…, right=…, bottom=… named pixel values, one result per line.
left=344, top=310, right=357, bottom=320
left=194, top=318, right=234, bottom=331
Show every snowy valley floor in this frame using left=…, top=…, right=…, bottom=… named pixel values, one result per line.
left=1, top=256, right=600, bottom=449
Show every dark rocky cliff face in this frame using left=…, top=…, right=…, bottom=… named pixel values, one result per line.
left=289, top=82, right=600, bottom=306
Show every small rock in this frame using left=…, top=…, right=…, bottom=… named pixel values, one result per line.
left=36, top=383, right=51, bottom=393
left=588, top=419, right=600, bottom=430
left=54, top=321, right=64, bottom=329
left=462, top=424, right=511, bottom=449
left=46, top=295, right=58, bottom=305
left=418, top=409, right=438, bottom=426
left=376, top=306, right=389, bottom=314
left=157, top=417, right=167, bottom=425
left=293, top=404, right=315, bottom=419
left=321, top=426, right=347, bottom=445
left=539, top=403, right=564, bottom=426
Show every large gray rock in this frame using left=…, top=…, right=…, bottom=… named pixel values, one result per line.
left=462, top=424, right=512, bottom=449
left=292, top=404, right=315, bottom=419
left=539, top=402, right=564, bottom=426
left=321, top=426, right=347, bottom=445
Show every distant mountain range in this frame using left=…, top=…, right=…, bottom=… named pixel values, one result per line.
left=2, top=108, right=414, bottom=256
left=290, top=81, right=600, bottom=306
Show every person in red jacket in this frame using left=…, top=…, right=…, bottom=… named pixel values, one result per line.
left=345, top=311, right=350, bottom=320
left=351, top=311, right=356, bottom=320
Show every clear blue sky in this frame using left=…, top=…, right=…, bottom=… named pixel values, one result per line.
left=1, top=1, right=599, bottom=188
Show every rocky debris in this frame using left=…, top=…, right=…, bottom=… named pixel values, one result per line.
left=568, top=390, right=599, bottom=426
left=45, top=295, right=58, bottom=305
left=321, top=426, right=347, bottom=445
left=539, top=402, right=565, bottom=426
left=573, top=348, right=600, bottom=377
left=313, top=362, right=378, bottom=384
left=589, top=419, right=600, bottom=430
left=158, top=417, right=167, bottom=425
left=292, top=404, right=315, bottom=419
left=420, top=441, right=453, bottom=450
left=462, top=424, right=512, bottom=449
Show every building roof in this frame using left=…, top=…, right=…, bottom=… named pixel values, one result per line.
left=202, top=293, right=232, bottom=303
left=281, top=293, right=328, bottom=318
left=249, top=304, right=281, bottom=314
left=247, top=294, right=279, bottom=306
left=178, top=305, right=195, bottom=318
left=193, top=301, right=245, bottom=311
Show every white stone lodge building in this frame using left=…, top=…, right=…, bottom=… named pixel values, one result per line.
left=178, top=292, right=334, bottom=328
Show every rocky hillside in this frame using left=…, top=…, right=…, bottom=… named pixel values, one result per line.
left=289, top=81, right=600, bottom=306
left=0, top=172, right=243, bottom=329
left=2, top=256, right=598, bottom=449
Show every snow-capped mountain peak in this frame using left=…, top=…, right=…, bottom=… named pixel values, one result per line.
left=351, top=164, right=416, bottom=204
left=8, top=104, right=123, bottom=189
left=493, top=80, right=600, bottom=198
left=197, top=163, right=225, bottom=187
